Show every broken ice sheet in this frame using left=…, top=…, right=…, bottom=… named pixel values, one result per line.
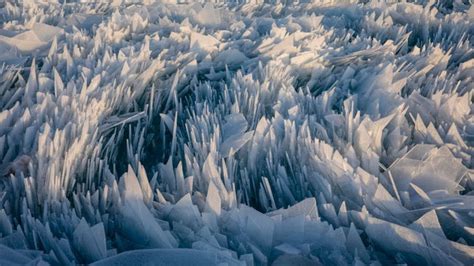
left=267, top=197, right=319, bottom=220
left=66, top=14, right=103, bottom=32
left=409, top=210, right=445, bottom=238
left=0, top=23, right=63, bottom=56
left=388, top=144, right=467, bottom=194
left=91, top=249, right=243, bottom=266
left=0, top=45, right=27, bottom=65
left=117, top=167, right=175, bottom=249
left=190, top=32, right=219, bottom=58
left=214, top=49, right=248, bottom=68
left=239, top=205, right=275, bottom=255
left=194, top=3, right=224, bottom=28
left=220, top=113, right=254, bottom=157
left=0, top=244, right=45, bottom=265
left=73, top=219, right=107, bottom=263
left=0, top=1, right=473, bottom=265
left=364, top=214, right=461, bottom=265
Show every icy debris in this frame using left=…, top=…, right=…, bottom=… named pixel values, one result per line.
left=91, top=249, right=243, bottom=266
left=214, top=49, right=248, bottom=67
left=194, top=3, right=224, bottom=28
left=364, top=214, right=462, bottom=265
left=66, top=14, right=103, bottom=31
left=0, top=23, right=63, bottom=56
left=73, top=219, right=107, bottom=263
left=190, top=32, right=219, bottom=57
left=409, top=210, right=445, bottom=238
left=118, top=171, right=176, bottom=249
left=346, top=223, right=370, bottom=263
left=268, top=197, right=318, bottom=220
left=389, top=145, right=467, bottom=194
left=239, top=205, right=275, bottom=256
left=0, top=244, right=46, bottom=265
left=0, top=0, right=473, bottom=265
left=205, top=181, right=221, bottom=215
left=469, top=5, right=474, bottom=20
left=1, top=155, right=31, bottom=177
left=219, top=114, right=254, bottom=158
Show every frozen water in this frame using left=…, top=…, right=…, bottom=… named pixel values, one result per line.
left=0, top=0, right=473, bottom=265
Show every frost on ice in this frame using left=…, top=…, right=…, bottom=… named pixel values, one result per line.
left=0, top=0, right=473, bottom=265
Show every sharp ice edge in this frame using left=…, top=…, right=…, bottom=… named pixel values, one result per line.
left=0, top=0, right=473, bottom=265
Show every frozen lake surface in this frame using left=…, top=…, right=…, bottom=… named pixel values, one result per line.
left=0, top=0, right=473, bottom=265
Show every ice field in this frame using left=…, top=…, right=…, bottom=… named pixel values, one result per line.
left=0, top=0, right=473, bottom=265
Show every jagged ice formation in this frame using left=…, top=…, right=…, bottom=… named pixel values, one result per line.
left=0, top=0, right=474, bottom=265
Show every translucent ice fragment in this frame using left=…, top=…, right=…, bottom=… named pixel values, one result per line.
left=389, top=145, right=467, bottom=194
left=73, top=219, right=107, bottom=263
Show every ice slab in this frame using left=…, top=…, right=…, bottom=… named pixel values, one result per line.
left=388, top=145, right=467, bottom=194
left=92, top=249, right=243, bottom=266
left=0, top=23, right=63, bottom=56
